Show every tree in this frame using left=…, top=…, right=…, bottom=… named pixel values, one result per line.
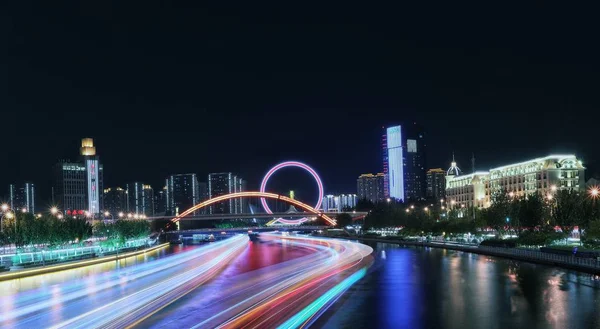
left=552, top=189, right=582, bottom=232
left=335, top=213, right=353, bottom=228
left=516, top=193, right=548, bottom=229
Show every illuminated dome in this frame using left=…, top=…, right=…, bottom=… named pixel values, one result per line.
left=446, top=154, right=462, bottom=176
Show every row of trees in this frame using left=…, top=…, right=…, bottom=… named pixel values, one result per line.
left=357, top=189, right=600, bottom=247
left=0, top=212, right=150, bottom=249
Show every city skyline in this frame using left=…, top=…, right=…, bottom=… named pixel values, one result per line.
left=4, top=3, right=600, bottom=205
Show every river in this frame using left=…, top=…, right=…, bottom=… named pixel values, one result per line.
left=314, top=241, right=600, bottom=329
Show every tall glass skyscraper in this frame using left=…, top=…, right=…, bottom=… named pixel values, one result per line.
left=383, top=125, right=405, bottom=201
left=382, top=123, right=426, bottom=201
left=8, top=182, right=35, bottom=213
left=166, top=174, right=199, bottom=216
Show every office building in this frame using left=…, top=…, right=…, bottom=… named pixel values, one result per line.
left=322, top=194, right=358, bottom=212
left=53, top=138, right=104, bottom=215
left=382, top=125, right=404, bottom=200
left=403, top=123, right=427, bottom=200
left=8, top=182, right=35, bottom=213
left=103, top=187, right=127, bottom=215
left=166, top=174, right=199, bottom=216
left=382, top=123, right=427, bottom=201
left=445, top=154, right=586, bottom=209
left=357, top=173, right=385, bottom=203
left=426, top=168, right=446, bottom=200
left=207, top=172, right=245, bottom=214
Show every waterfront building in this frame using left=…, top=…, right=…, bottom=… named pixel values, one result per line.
left=154, top=186, right=167, bottom=215
left=445, top=154, right=585, bottom=209
left=103, top=187, right=127, bottom=215
left=207, top=173, right=245, bottom=214
left=382, top=123, right=426, bottom=201
left=166, top=174, right=199, bottom=216
left=322, top=194, right=358, bottom=212
left=8, top=182, right=35, bottom=213
left=143, top=185, right=154, bottom=216
left=426, top=168, right=446, bottom=200
left=357, top=173, right=385, bottom=203
left=53, top=138, right=103, bottom=215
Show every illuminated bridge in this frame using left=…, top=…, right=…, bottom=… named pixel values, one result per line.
left=167, top=191, right=341, bottom=226
left=148, top=212, right=367, bottom=221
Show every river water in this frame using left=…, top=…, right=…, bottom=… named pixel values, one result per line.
left=315, top=241, right=600, bottom=329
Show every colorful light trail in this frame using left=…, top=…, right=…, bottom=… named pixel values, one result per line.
left=1, top=234, right=372, bottom=328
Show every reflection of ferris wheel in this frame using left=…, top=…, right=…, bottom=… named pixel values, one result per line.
left=260, top=161, right=324, bottom=225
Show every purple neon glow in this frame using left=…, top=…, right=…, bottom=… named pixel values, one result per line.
left=260, top=161, right=324, bottom=224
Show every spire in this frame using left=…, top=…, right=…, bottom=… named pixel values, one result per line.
left=447, top=152, right=462, bottom=176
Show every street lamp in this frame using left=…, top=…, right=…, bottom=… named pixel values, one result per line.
left=509, top=191, right=515, bottom=198
left=50, top=206, right=59, bottom=215
left=118, top=212, right=124, bottom=218
left=1, top=204, right=8, bottom=212
left=405, top=208, right=410, bottom=213
left=410, top=205, right=415, bottom=209
left=424, top=207, right=429, bottom=212
left=386, top=198, right=391, bottom=203
left=21, top=208, right=27, bottom=213
left=589, top=186, right=599, bottom=199
left=57, top=213, right=64, bottom=219
left=127, top=213, right=133, bottom=219
left=551, top=185, right=557, bottom=192
left=1, top=210, right=14, bottom=232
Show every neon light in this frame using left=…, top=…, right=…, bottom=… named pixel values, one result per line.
left=260, top=161, right=324, bottom=225
left=171, top=192, right=336, bottom=226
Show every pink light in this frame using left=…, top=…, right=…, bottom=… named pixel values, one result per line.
left=259, top=161, right=324, bottom=225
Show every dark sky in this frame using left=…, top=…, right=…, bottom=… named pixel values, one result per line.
left=2, top=2, right=599, bottom=203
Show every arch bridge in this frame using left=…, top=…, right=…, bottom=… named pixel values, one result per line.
left=172, top=192, right=337, bottom=226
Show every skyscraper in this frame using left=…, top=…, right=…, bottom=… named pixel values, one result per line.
left=207, top=173, right=245, bottom=214
left=154, top=186, right=167, bottom=215
left=403, top=123, right=427, bottom=201
left=143, top=185, right=154, bottom=216
left=126, top=182, right=146, bottom=215
left=8, top=182, right=35, bottom=213
left=426, top=168, right=446, bottom=200
left=166, top=174, right=199, bottom=216
left=357, top=173, right=385, bottom=203
left=382, top=125, right=404, bottom=201
left=103, top=187, right=127, bottom=215
left=382, top=123, right=426, bottom=201
left=54, top=138, right=104, bottom=215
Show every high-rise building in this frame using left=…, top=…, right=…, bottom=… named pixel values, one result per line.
left=403, top=123, right=427, bottom=201
left=445, top=154, right=586, bottom=209
left=54, top=138, right=104, bottom=215
left=143, top=185, right=154, bottom=216
left=103, top=187, right=127, bottom=215
left=322, top=194, right=358, bottom=212
left=357, top=173, right=385, bottom=203
left=382, top=123, right=426, bottom=202
left=166, top=174, right=199, bottom=216
left=8, top=183, right=35, bottom=213
left=207, top=173, right=245, bottom=214
left=426, top=168, right=446, bottom=201
left=154, top=186, right=167, bottom=215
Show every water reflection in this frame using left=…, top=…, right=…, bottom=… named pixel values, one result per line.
left=317, top=242, right=600, bottom=329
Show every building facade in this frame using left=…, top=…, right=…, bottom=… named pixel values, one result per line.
left=166, top=174, right=199, bottom=216
left=207, top=173, right=245, bottom=214
left=357, top=173, right=385, bottom=203
left=322, top=194, right=358, bottom=212
left=54, top=138, right=104, bottom=215
left=382, top=125, right=404, bottom=200
left=426, top=168, right=446, bottom=201
left=103, top=187, right=127, bottom=215
left=445, top=154, right=586, bottom=209
left=403, top=123, right=426, bottom=201
left=382, top=123, right=426, bottom=201
left=143, top=185, right=154, bottom=216
left=8, top=183, right=35, bottom=213
left=126, top=182, right=154, bottom=215
left=154, top=186, right=167, bottom=215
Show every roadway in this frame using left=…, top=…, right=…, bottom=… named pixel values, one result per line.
left=0, top=233, right=373, bottom=328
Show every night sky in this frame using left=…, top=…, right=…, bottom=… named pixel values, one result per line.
left=2, top=3, right=599, bottom=203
